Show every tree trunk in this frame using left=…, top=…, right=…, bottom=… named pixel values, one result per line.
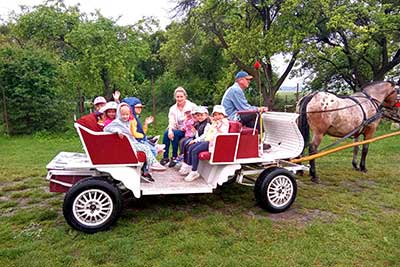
left=100, top=68, right=111, bottom=99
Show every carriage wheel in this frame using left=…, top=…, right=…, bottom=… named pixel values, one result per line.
left=63, top=177, right=122, bottom=233
left=254, top=168, right=297, bottom=213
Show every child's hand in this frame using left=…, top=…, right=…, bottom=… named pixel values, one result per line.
left=189, top=140, right=196, bottom=145
left=145, top=116, right=154, bottom=125
left=113, top=90, right=121, bottom=102
left=118, top=133, right=124, bottom=139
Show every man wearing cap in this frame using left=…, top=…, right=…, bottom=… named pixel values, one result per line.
left=221, top=70, right=268, bottom=128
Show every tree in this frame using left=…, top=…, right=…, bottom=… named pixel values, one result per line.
left=173, top=0, right=318, bottom=108
left=10, top=1, right=150, bottom=100
left=159, top=21, right=227, bottom=107
left=301, top=0, right=400, bottom=91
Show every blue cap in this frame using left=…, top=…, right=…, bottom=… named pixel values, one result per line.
left=235, top=71, right=253, bottom=80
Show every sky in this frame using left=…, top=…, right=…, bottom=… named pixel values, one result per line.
left=0, top=0, right=303, bottom=87
left=0, top=0, right=175, bottom=28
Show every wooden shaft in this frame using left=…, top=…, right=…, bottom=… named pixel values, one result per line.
left=290, top=130, right=400, bottom=163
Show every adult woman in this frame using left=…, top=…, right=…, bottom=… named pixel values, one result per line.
left=161, top=87, right=194, bottom=167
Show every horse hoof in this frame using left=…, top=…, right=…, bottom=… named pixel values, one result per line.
left=360, top=168, right=368, bottom=173
left=352, top=166, right=360, bottom=171
left=311, top=176, right=320, bottom=184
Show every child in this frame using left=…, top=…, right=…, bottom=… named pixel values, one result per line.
left=178, top=106, right=210, bottom=174
left=122, top=97, right=165, bottom=156
left=177, top=106, right=196, bottom=161
left=100, top=101, right=118, bottom=127
left=104, top=103, right=166, bottom=182
left=181, top=105, right=229, bottom=182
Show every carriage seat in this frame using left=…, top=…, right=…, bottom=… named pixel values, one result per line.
left=75, top=123, right=146, bottom=166
left=198, top=120, right=258, bottom=161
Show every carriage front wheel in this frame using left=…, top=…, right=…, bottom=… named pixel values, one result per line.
left=254, top=168, right=297, bottom=213
left=63, top=177, right=123, bottom=234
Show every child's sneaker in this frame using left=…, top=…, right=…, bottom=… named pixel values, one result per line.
left=176, top=155, right=184, bottom=162
left=184, top=171, right=200, bottom=182
left=168, top=157, right=178, bottom=168
left=160, top=158, right=169, bottom=166
left=179, top=163, right=191, bottom=175
left=141, top=172, right=155, bottom=183
left=150, top=162, right=167, bottom=171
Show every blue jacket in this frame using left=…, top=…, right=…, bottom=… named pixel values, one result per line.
left=221, top=82, right=257, bottom=120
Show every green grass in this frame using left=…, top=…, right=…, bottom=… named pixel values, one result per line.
left=1, top=122, right=400, bottom=266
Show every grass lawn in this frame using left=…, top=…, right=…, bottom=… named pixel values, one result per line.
left=0, top=121, right=399, bottom=266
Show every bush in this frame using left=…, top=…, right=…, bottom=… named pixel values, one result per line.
left=0, top=46, right=67, bottom=135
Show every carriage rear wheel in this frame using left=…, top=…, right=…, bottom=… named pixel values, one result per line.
left=254, top=168, right=297, bottom=213
left=63, top=177, right=122, bottom=233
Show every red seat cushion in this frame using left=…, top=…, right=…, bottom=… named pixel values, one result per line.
left=241, top=127, right=258, bottom=135
left=199, top=151, right=211, bottom=160
left=228, top=121, right=242, bottom=133
left=136, top=151, right=146, bottom=163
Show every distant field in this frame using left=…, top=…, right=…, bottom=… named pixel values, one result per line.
left=0, top=121, right=399, bottom=266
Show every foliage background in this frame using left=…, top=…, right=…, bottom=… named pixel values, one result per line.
left=0, top=0, right=399, bottom=135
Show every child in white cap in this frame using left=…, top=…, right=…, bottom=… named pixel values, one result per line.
left=181, top=105, right=229, bottom=182
left=100, top=101, right=118, bottom=127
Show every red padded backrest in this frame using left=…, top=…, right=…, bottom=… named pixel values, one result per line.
left=77, top=124, right=141, bottom=165
left=212, top=134, right=239, bottom=163
left=228, top=121, right=242, bottom=133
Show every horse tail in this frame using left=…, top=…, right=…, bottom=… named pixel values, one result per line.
left=297, top=93, right=316, bottom=155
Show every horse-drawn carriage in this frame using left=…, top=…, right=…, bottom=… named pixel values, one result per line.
left=46, top=111, right=308, bottom=233
left=45, top=80, right=399, bottom=233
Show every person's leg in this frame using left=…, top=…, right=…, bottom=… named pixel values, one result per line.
left=184, top=141, right=209, bottom=181
left=179, top=137, right=189, bottom=156
left=190, top=141, right=209, bottom=171
left=239, top=113, right=259, bottom=131
left=171, top=129, right=185, bottom=158
left=185, top=142, right=199, bottom=165
left=146, top=141, right=157, bottom=157
left=161, top=130, right=170, bottom=164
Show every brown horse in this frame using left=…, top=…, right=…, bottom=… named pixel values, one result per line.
left=297, top=81, right=398, bottom=183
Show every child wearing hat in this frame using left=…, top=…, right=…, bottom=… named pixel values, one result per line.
left=122, top=97, right=165, bottom=157
left=104, top=103, right=166, bottom=182
left=181, top=105, right=229, bottom=182
left=100, top=101, right=118, bottom=127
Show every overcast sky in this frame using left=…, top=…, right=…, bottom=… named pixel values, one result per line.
left=0, top=0, right=175, bottom=28
left=0, top=0, right=303, bottom=87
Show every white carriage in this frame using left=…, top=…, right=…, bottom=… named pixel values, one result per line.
left=46, top=112, right=308, bottom=233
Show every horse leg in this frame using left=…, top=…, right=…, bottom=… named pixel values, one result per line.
left=359, top=143, right=369, bottom=173
left=352, top=136, right=360, bottom=171
left=309, top=134, right=323, bottom=183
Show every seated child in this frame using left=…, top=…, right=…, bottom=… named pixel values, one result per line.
left=178, top=106, right=210, bottom=174
left=122, top=97, right=165, bottom=156
left=180, top=105, right=229, bottom=182
left=177, top=105, right=196, bottom=160
left=100, top=101, right=118, bottom=127
left=104, top=103, right=166, bottom=182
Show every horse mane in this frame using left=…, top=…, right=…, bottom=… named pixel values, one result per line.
left=361, top=80, right=394, bottom=91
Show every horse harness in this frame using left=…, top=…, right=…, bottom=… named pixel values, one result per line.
left=303, top=88, right=397, bottom=152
